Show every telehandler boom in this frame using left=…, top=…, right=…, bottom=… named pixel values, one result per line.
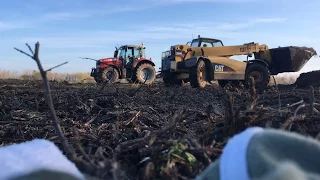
left=161, top=35, right=317, bottom=90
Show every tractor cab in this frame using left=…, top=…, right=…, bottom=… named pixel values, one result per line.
left=114, top=44, right=146, bottom=60
left=189, top=35, right=224, bottom=48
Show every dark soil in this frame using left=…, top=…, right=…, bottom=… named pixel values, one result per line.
left=1, top=79, right=320, bottom=180
left=295, top=70, right=320, bottom=88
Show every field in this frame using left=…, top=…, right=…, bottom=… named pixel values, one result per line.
left=1, top=78, right=320, bottom=179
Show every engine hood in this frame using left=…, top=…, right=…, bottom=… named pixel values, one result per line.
left=100, top=57, right=118, bottom=62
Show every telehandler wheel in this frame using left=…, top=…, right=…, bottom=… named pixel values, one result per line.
left=245, top=63, right=270, bottom=91
left=190, top=59, right=207, bottom=88
left=163, top=72, right=183, bottom=87
left=135, top=63, right=156, bottom=85
left=101, top=66, right=119, bottom=83
left=218, top=80, right=228, bottom=87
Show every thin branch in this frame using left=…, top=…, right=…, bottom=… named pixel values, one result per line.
left=272, top=75, right=281, bottom=110
left=73, top=127, right=91, bottom=162
left=282, top=100, right=304, bottom=109
left=281, top=104, right=306, bottom=130
left=26, top=43, right=34, bottom=55
left=247, top=76, right=257, bottom=111
left=309, top=86, right=315, bottom=116
left=14, top=42, right=76, bottom=160
left=224, top=91, right=235, bottom=136
left=14, top=47, right=33, bottom=59
left=45, top=61, right=68, bottom=72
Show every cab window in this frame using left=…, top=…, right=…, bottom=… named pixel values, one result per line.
left=200, top=42, right=213, bottom=47
left=213, top=41, right=223, bottom=47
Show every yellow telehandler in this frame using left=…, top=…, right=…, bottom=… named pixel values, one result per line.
left=161, top=35, right=317, bottom=90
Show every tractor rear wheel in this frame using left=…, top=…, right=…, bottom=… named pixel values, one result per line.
left=135, top=63, right=156, bottom=84
left=101, top=66, right=119, bottom=83
left=245, top=63, right=270, bottom=91
left=190, top=59, right=207, bottom=88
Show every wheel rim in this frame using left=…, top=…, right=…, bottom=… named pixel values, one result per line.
left=249, top=71, right=263, bottom=83
left=140, top=68, right=153, bottom=82
left=199, top=65, right=205, bottom=82
left=106, top=71, right=115, bottom=81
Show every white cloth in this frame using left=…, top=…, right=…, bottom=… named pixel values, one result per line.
left=220, top=127, right=264, bottom=180
left=0, top=139, right=84, bottom=180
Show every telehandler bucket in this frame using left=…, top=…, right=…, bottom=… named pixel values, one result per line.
left=266, top=46, right=317, bottom=75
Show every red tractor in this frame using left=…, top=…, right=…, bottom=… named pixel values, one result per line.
left=90, top=43, right=156, bottom=84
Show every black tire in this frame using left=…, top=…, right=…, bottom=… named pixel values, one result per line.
left=190, top=59, right=207, bottom=88
left=218, top=80, right=228, bottom=87
left=245, top=63, right=270, bottom=91
left=135, top=63, right=156, bottom=85
left=163, top=72, right=183, bottom=86
left=218, top=80, right=243, bottom=88
left=101, top=66, right=119, bottom=83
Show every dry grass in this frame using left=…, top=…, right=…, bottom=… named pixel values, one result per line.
left=0, top=69, right=95, bottom=83
left=1, top=70, right=302, bottom=86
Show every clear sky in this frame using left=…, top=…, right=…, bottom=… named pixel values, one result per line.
left=1, top=0, right=319, bottom=74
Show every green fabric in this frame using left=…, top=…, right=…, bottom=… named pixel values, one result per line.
left=196, top=128, right=320, bottom=180
left=247, top=129, right=320, bottom=180
left=196, top=158, right=220, bottom=180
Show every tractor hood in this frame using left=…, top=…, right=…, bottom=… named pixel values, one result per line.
left=100, top=57, right=117, bottom=62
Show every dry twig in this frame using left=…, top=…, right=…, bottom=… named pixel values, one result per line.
left=14, top=42, right=76, bottom=159
left=224, top=91, right=235, bottom=136
left=309, top=86, right=315, bottom=116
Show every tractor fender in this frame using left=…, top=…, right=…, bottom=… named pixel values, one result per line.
left=184, top=56, right=202, bottom=68
left=246, top=59, right=269, bottom=69
left=134, top=60, right=155, bottom=68
left=185, top=56, right=214, bottom=81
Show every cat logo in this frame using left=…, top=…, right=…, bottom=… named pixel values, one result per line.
left=214, top=65, right=224, bottom=72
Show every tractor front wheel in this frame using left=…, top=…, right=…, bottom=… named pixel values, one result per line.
left=190, top=59, right=207, bottom=88
left=245, top=63, right=270, bottom=91
left=135, top=63, right=156, bottom=84
left=101, top=66, right=119, bottom=83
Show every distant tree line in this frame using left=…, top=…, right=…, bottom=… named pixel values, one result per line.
left=0, top=69, right=300, bottom=84
left=0, top=69, right=95, bottom=83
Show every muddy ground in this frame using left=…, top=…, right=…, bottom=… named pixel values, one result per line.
left=0, top=79, right=320, bottom=179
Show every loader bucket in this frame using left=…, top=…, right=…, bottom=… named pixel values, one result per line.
left=269, top=46, right=317, bottom=75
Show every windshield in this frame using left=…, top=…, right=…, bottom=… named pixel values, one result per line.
left=200, top=41, right=223, bottom=47
left=190, top=39, right=200, bottom=47
left=190, top=38, right=223, bottom=47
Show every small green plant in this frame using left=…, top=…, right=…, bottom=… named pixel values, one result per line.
left=167, top=141, right=197, bottom=171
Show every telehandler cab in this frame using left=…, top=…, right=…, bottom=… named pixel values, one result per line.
left=161, top=35, right=317, bottom=90
left=89, top=43, right=156, bottom=85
